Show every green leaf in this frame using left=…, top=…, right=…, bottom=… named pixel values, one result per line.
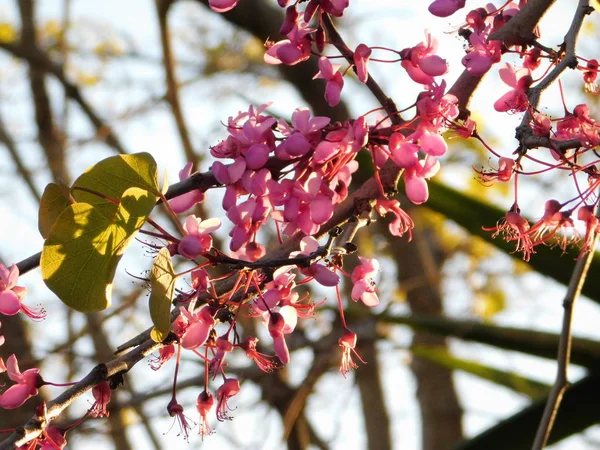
left=427, top=181, right=600, bottom=303
left=411, top=346, right=550, bottom=399
left=149, top=247, right=176, bottom=342
left=41, top=187, right=157, bottom=312
left=452, top=372, right=600, bottom=450
left=382, top=313, right=600, bottom=369
left=38, top=183, right=72, bottom=239
left=71, top=152, right=159, bottom=218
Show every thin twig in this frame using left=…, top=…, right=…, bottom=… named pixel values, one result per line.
left=155, top=0, right=197, bottom=164
left=532, top=210, right=600, bottom=448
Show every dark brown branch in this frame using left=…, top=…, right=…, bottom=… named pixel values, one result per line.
left=0, top=109, right=41, bottom=203
left=155, top=0, right=197, bottom=164
left=532, top=201, right=600, bottom=448
left=489, top=0, right=557, bottom=46
left=0, top=337, right=169, bottom=450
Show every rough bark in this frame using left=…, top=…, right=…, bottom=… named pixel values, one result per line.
left=391, top=220, right=464, bottom=450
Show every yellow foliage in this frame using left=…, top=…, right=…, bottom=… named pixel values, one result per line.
left=94, top=40, right=125, bottom=58
left=0, top=23, right=16, bottom=43
left=41, top=20, right=62, bottom=39
left=76, top=71, right=100, bottom=86
left=473, top=289, right=506, bottom=319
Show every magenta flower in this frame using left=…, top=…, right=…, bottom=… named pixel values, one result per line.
left=354, top=44, right=371, bottom=83
left=401, top=31, right=448, bottom=85
left=493, top=64, right=532, bottom=113
left=0, top=354, right=42, bottom=409
left=264, top=21, right=314, bottom=66
left=197, top=390, right=214, bottom=438
left=209, top=336, right=234, bottom=378
left=239, top=337, right=277, bottom=372
left=268, top=306, right=297, bottom=364
left=0, top=263, right=27, bottom=316
left=149, top=344, right=175, bottom=371
left=428, top=0, right=466, bottom=17
left=178, top=306, right=216, bottom=350
left=389, top=132, right=419, bottom=168
left=295, top=236, right=340, bottom=287
left=462, top=32, right=501, bottom=75
left=374, top=199, right=414, bottom=240
left=403, top=155, right=440, bottom=204
left=484, top=208, right=534, bottom=261
left=178, top=215, right=221, bottom=259
left=90, top=381, right=111, bottom=418
left=351, top=257, right=380, bottom=307
left=578, top=206, right=600, bottom=257
left=475, top=157, right=515, bottom=184
left=313, top=57, right=344, bottom=107
left=216, top=378, right=240, bottom=421
left=168, top=162, right=205, bottom=213
left=39, top=426, right=67, bottom=450
left=338, top=328, right=366, bottom=377
left=208, top=0, right=239, bottom=13
left=167, top=398, right=194, bottom=440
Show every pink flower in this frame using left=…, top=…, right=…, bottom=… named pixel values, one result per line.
left=209, top=336, right=234, bottom=378
left=216, top=378, right=240, bottom=421
left=374, top=199, right=414, bottom=240
left=90, top=381, right=111, bottom=418
left=295, top=236, right=340, bottom=287
left=338, top=329, right=366, bottom=377
left=265, top=21, right=314, bottom=66
left=268, top=306, right=297, bottom=364
left=351, top=257, right=380, bottom=307
left=527, top=200, right=574, bottom=251
left=462, top=32, right=501, bottom=75
left=313, top=57, right=344, bottom=107
left=428, top=0, right=466, bottom=17
left=474, top=157, right=515, bottom=184
left=197, top=390, right=214, bottom=438
left=389, top=133, right=419, bottom=168
left=0, top=263, right=28, bottom=316
left=583, top=59, right=599, bottom=94
left=354, top=44, right=371, bottom=83
left=167, top=398, right=193, bottom=440
left=149, top=344, right=175, bottom=371
left=494, top=64, right=532, bottom=113
left=484, top=207, right=534, bottom=261
left=178, top=215, right=221, bottom=259
left=208, top=0, right=239, bottom=13
left=403, top=155, right=440, bottom=204
left=401, top=31, right=448, bottom=85
left=239, top=337, right=277, bottom=372
left=39, top=426, right=67, bottom=450
left=168, top=162, right=205, bottom=213
left=0, top=354, right=42, bottom=409
left=178, top=306, right=216, bottom=350
left=578, top=206, right=600, bottom=257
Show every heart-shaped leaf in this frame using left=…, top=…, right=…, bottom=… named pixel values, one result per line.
left=41, top=187, right=157, bottom=312
left=149, top=247, right=176, bottom=342
left=38, top=183, right=72, bottom=239
left=71, top=152, right=160, bottom=218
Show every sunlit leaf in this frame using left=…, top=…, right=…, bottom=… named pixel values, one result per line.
left=41, top=187, right=157, bottom=312
left=149, top=247, right=176, bottom=342
left=71, top=152, right=160, bottom=218
left=38, top=183, right=72, bottom=239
